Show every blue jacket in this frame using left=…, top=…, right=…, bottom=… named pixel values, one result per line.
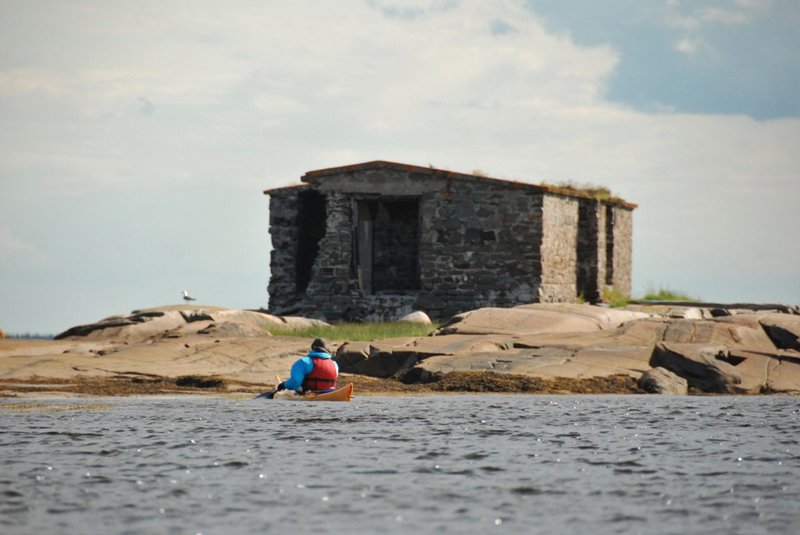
left=283, top=350, right=339, bottom=391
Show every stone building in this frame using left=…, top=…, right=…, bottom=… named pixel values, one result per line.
left=265, top=161, right=635, bottom=322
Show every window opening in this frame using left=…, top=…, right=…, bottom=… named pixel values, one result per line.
left=296, top=190, right=326, bottom=293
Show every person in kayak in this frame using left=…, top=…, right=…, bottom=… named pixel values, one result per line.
left=275, top=338, right=339, bottom=394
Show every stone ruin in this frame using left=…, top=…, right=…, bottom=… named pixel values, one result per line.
left=265, top=161, right=635, bottom=322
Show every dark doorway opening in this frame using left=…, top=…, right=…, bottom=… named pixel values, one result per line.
left=576, top=200, right=599, bottom=302
left=605, top=205, right=614, bottom=285
left=296, top=190, right=326, bottom=293
left=355, top=198, right=420, bottom=293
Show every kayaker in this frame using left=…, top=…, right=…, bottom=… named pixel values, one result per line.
left=275, top=338, right=339, bottom=394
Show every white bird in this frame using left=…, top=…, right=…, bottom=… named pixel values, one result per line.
left=182, top=290, right=196, bottom=303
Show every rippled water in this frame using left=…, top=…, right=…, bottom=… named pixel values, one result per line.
left=1, top=394, right=799, bottom=534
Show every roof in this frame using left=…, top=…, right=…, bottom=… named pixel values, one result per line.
left=262, top=183, right=310, bottom=195
left=268, top=160, right=637, bottom=209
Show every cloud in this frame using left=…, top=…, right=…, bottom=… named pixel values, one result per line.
left=368, top=0, right=459, bottom=19
left=0, top=69, right=70, bottom=97
left=674, top=37, right=701, bottom=55
left=0, top=0, right=798, bottom=333
left=698, top=7, right=750, bottom=25
left=666, top=0, right=771, bottom=30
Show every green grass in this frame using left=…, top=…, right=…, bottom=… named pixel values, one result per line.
left=267, top=321, right=439, bottom=341
left=641, top=286, right=697, bottom=302
left=602, top=287, right=631, bottom=308
left=542, top=180, right=614, bottom=201
left=603, top=285, right=699, bottom=307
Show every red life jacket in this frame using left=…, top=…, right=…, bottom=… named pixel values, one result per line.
left=302, top=357, right=338, bottom=391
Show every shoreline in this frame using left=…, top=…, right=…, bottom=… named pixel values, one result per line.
left=2, top=302, right=798, bottom=398
left=0, top=370, right=761, bottom=399
left=0, top=371, right=645, bottom=398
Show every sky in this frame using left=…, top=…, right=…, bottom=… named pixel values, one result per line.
left=1, top=0, right=798, bottom=335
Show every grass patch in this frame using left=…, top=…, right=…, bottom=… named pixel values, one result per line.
left=541, top=180, right=614, bottom=201
left=602, top=287, right=631, bottom=308
left=267, top=322, right=439, bottom=341
left=641, top=285, right=697, bottom=302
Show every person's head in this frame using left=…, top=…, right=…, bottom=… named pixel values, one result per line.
left=311, top=337, right=330, bottom=353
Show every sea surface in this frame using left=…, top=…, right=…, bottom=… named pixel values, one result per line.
left=1, top=394, right=798, bottom=535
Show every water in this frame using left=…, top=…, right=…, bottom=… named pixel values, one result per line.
left=1, top=395, right=799, bottom=535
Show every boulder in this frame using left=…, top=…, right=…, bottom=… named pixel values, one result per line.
left=334, top=340, right=417, bottom=378
left=667, top=307, right=708, bottom=320
left=197, top=321, right=272, bottom=338
left=209, top=310, right=285, bottom=333
left=279, top=316, right=331, bottom=329
left=650, top=342, right=743, bottom=393
left=724, top=348, right=777, bottom=394
left=406, top=334, right=513, bottom=355
left=762, top=350, right=800, bottom=394
left=53, top=306, right=326, bottom=342
left=661, top=317, right=777, bottom=350
left=638, top=367, right=688, bottom=395
left=398, top=311, right=432, bottom=325
left=758, top=313, right=800, bottom=351
left=56, top=311, right=188, bottom=342
left=617, top=303, right=711, bottom=319
left=516, top=303, right=650, bottom=329
left=334, top=341, right=370, bottom=370
left=435, top=304, right=646, bottom=336
left=435, top=307, right=600, bottom=336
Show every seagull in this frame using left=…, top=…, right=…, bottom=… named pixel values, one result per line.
left=182, top=290, right=196, bottom=303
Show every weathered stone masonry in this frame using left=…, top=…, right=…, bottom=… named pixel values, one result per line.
left=265, top=161, right=636, bottom=322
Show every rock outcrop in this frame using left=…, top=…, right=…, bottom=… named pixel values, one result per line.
left=638, top=367, right=688, bottom=395
left=335, top=341, right=419, bottom=378
left=5, top=302, right=799, bottom=396
left=398, top=311, right=432, bottom=325
left=55, top=305, right=329, bottom=343
left=436, top=303, right=649, bottom=336
left=758, top=313, right=800, bottom=350
left=650, top=343, right=743, bottom=393
left=335, top=303, right=800, bottom=395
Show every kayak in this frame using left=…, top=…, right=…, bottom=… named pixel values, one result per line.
left=262, top=383, right=353, bottom=402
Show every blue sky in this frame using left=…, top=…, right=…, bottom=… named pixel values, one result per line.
left=528, top=0, right=800, bottom=119
left=1, top=0, right=798, bottom=334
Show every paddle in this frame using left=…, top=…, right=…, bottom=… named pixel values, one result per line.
left=255, top=375, right=284, bottom=399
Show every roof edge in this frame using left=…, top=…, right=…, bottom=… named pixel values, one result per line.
left=262, top=184, right=310, bottom=195
left=295, top=160, right=636, bottom=209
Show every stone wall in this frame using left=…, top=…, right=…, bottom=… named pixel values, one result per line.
left=267, top=188, right=302, bottom=312
left=416, top=184, right=541, bottom=318
left=266, top=163, right=635, bottom=322
left=609, top=206, right=633, bottom=296
left=539, top=195, right=579, bottom=302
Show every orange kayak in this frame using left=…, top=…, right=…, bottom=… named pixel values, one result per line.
left=271, top=383, right=353, bottom=402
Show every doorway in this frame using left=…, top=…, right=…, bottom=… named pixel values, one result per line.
left=355, top=198, right=420, bottom=293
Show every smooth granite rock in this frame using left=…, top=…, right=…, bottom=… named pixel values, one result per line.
left=398, top=311, right=432, bottom=325
left=638, top=367, right=689, bottom=395
left=650, top=342, right=743, bottom=393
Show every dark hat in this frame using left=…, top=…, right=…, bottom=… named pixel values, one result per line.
left=311, top=337, right=329, bottom=352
